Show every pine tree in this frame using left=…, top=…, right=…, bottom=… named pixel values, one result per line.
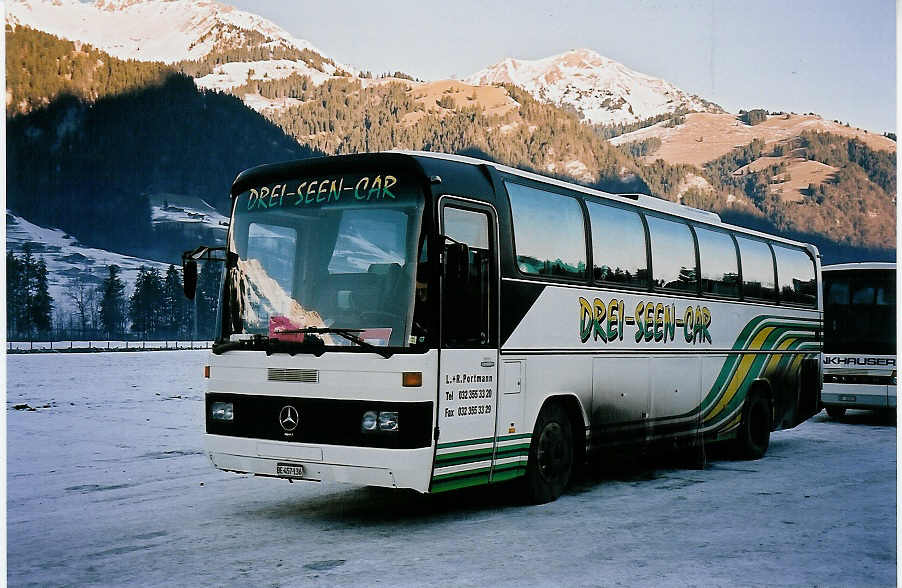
left=129, top=266, right=165, bottom=339
left=162, top=264, right=186, bottom=338
left=100, top=265, right=127, bottom=338
left=6, top=251, right=25, bottom=338
left=31, top=258, right=54, bottom=334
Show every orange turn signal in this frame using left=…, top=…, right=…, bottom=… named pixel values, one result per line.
left=204, top=365, right=211, bottom=379
left=402, top=371, right=422, bottom=387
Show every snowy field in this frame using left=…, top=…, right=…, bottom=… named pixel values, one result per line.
left=7, top=352, right=896, bottom=587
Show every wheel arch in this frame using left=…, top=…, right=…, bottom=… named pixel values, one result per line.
left=536, top=393, right=589, bottom=467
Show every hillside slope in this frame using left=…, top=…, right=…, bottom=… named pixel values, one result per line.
left=610, top=112, right=895, bottom=166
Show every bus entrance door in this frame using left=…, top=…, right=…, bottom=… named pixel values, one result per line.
left=430, top=201, right=500, bottom=493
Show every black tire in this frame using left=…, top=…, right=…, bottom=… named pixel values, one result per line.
left=825, top=406, right=846, bottom=419
left=523, top=401, right=573, bottom=504
left=734, top=391, right=771, bottom=460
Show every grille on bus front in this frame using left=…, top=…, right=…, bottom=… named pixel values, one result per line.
left=267, top=368, right=319, bottom=383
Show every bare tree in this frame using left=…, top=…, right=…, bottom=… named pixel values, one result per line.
left=66, top=274, right=95, bottom=338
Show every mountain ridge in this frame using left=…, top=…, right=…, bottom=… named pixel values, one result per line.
left=464, top=49, right=723, bottom=126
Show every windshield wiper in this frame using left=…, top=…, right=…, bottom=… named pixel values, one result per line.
left=276, top=327, right=394, bottom=359
left=212, top=334, right=328, bottom=356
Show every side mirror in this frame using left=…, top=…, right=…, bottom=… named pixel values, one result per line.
left=183, top=259, right=198, bottom=300
left=445, top=242, right=470, bottom=285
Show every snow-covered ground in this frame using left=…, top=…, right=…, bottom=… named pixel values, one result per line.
left=7, top=352, right=896, bottom=586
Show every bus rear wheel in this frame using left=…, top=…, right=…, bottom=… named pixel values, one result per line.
left=734, top=391, right=771, bottom=460
left=825, top=406, right=846, bottom=419
left=523, top=401, right=573, bottom=504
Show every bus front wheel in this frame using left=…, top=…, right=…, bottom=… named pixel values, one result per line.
left=734, top=391, right=771, bottom=460
left=523, top=401, right=573, bottom=504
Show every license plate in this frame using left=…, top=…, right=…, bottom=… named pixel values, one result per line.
left=276, top=463, right=305, bottom=478
left=839, top=395, right=857, bottom=402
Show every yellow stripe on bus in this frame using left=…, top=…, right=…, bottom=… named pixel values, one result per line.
left=762, top=337, right=798, bottom=375
left=703, top=326, right=775, bottom=424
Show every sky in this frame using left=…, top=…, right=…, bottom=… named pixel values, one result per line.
left=228, top=0, right=897, bottom=133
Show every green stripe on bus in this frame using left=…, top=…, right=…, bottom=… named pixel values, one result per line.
left=494, top=444, right=531, bottom=460
left=435, top=453, right=494, bottom=468
left=491, top=467, right=527, bottom=483
left=431, top=472, right=491, bottom=493
left=497, top=433, right=532, bottom=441
left=436, top=437, right=494, bottom=449
left=432, top=465, right=492, bottom=482
left=492, top=461, right=528, bottom=473
left=435, top=446, right=494, bottom=462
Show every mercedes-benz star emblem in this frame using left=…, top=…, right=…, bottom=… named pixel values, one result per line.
left=279, top=405, right=299, bottom=432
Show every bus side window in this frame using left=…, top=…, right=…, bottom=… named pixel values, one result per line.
left=506, top=182, right=587, bottom=280
left=646, top=215, right=698, bottom=293
left=696, top=226, right=740, bottom=297
left=773, top=245, right=816, bottom=306
left=587, top=201, right=648, bottom=288
left=736, top=236, right=777, bottom=301
left=442, top=206, right=493, bottom=348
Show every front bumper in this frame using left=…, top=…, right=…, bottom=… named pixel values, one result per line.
left=821, top=382, right=895, bottom=409
left=206, top=433, right=435, bottom=492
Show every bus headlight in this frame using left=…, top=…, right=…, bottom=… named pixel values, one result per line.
left=211, top=401, right=233, bottom=421
left=378, top=411, right=399, bottom=432
left=361, top=410, right=378, bottom=431
left=361, top=410, right=399, bottom=432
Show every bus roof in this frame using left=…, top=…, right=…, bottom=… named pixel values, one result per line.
left=822, top=262, right=896, bottom=272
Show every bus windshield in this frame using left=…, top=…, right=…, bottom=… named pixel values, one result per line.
left=824, top=269, right=896, bottom=355
left=222, top=172, right=426, bottom=349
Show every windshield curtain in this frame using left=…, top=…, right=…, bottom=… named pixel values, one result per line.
left=222, top=172, right=426, bottom=349
left=824, top=270, right=896, bottom=355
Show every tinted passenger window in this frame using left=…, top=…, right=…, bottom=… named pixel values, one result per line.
left=736, top=237, right=776, bottom=301
left=826, top=279, right=849, bottom=305
left=696, top=227, right=739, bottom=297
left=773, top=245, right=816, bottom=306
left=587, top=202, right=647, bottom=287
left=646, top=216, right=697, bottom=292
left=506, top=182, right=587, bottom=279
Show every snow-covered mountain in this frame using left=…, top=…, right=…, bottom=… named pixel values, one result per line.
left=6, top=0, right=346, bottom=69
left=464, top=49, right=722, bottom=126
left=6, top=212, right=175, bottom=315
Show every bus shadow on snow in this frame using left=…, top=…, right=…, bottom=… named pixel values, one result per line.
left=252, top=481, right=526, bottom=525
left=253, top=442, right=778, bottom=523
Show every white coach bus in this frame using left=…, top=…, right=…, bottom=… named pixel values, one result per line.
left=184, top=151, right=823, bottom=503
left=821, top=262, right=896, bottom=418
